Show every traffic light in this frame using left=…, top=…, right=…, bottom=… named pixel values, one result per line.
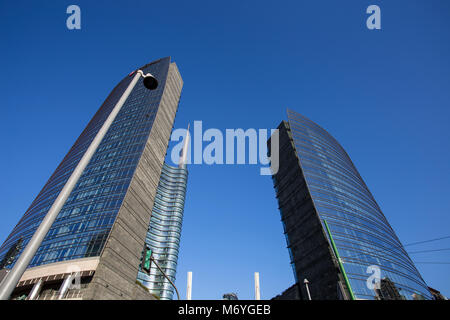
left=142, top=245, right=152, bottom=273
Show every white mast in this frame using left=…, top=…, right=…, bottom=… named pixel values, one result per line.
left=186, top=271, right=192, bottom=300
left=179, top=123, right=190, bottom=169
left=255, top=272, right=261, bottom=300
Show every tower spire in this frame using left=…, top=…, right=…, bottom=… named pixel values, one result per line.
left=179, top=123, right=190, bottom=168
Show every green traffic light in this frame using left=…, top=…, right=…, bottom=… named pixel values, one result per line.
left=143, top=246, right=152, bottom=272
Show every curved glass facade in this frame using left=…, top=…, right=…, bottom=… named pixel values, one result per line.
left=137, top=163, right=188, bottom=300
left=0, top=57, right=173, bottom=269
left=286, top=109, right=431, bottom=300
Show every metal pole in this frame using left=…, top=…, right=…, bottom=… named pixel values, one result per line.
left=27, top=279, right=42, bottom=300
left=304, top=278, right=312, bottom=300
left=186, top=271, right=192, bottom=300
left=0, top=71, right=144, bottom=300
left=254, top=272, right=260, bottom=300
left=58, top=273, right=75, bottom=300
left=150, top=256, right=180, bottom=300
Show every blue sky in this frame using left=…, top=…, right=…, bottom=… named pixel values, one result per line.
left=1, top=0, right=449, bottom=299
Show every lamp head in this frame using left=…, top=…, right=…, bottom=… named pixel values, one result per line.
left=143, top=74, right=158, bottom=90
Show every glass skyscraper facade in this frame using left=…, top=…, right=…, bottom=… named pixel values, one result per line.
left=271, top=109, right=431, bottom=300
left=0, top=57, right=184, bottom=300
left=137, top=163, right=188, bottom=300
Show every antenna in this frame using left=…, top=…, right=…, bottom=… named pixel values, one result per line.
left=179, top=123, right=190, bottom=169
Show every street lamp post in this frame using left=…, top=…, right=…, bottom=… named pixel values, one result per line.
left=304, top=278, right=312, bottom=300
left=150, top=256, right=180, bottom=300
left=0, top=69, right=158, bottom=300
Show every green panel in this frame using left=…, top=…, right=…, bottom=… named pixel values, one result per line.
left=323, top=219, right=356, bottom=300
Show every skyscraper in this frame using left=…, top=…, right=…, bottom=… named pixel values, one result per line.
left=0, top=57, right=183, bottom=300
left=137, top=128, right=190, bottom=300
left=269, top=109, right=431, bottom=300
